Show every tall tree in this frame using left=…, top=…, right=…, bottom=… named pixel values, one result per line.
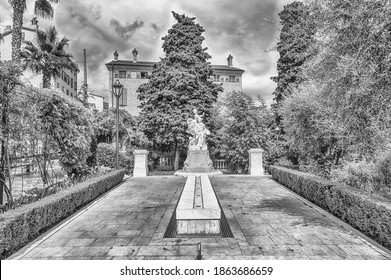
left=21, top=25, right=77, bottom=88
left=271, top=1, right=316, bottom=105
left=8, top=0, right=59, bottom=62
left=280, top=0, right=391, bottom=170
left=222, top=91, right=270, bottom=173
left=0, top=61, right=22, bottom=207
left=137, top=11, right=222, bottom=170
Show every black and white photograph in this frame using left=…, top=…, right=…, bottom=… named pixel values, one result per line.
left=1, top=0, right=390, bottom=279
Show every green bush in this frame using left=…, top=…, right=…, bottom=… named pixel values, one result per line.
left=86, top=136, right=98, bottom=167
left=0, top=170, right=125, bottom=259
left=270, top=165, right=391, bottom=250
left=330, top=160, right=375, bottom=193
left=330, top=150, right=391, bottom=198
left=373, top=151, right=391, bottom=197
left=96, top=143, right=134, bottom=174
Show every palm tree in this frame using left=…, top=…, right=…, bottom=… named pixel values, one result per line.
left=21, top=25, right=77, bottom=88
left=8, top=0, right=59, bottom=62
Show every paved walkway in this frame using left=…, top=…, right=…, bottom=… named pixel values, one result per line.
left=8, top=176, right=391, bottom=260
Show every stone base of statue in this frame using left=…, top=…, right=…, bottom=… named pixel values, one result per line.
left=174, top=150, right=223, bottom=177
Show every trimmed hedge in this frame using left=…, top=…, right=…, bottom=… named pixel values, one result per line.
left=97, top=143, right=133, bottom=174
left=0, top=169, right=126, bottom=259
left=269, top=165, right=391, bottom=250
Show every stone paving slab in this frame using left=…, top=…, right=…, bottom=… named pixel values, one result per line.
left=8, top=175, right=391, bottom=260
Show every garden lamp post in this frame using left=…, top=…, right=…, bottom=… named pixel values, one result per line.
left=112, top=79, right=124, bottom=170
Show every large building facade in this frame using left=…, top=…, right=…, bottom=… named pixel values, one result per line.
left=105, top=49, right=244, bottom=115
left=0, top=22, right=78, bottom=97
left=54, top=68, right=78, bottom=98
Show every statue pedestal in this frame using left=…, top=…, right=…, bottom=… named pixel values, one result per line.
left=174, top=150, right=222, bottom=177
left=184, top=150, right=213, bottom=172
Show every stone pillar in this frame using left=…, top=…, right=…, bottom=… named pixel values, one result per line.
left=133, top=150, right=149, bottom=177
left=248, top=148, right=264, bottom=176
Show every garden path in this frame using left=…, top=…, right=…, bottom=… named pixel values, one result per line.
left=8, top=176, right=391, bottom=260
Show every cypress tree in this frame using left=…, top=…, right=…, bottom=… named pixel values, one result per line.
left=137, top=11, right=222, bottom=170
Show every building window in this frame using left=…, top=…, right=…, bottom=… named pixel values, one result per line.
left=141, top=72, right=148, bottom=79
left=62, top=86, right=64, bottom=92
left=74, top=81, right=77, bottom=89
left=119, top=71, right=127, bottom=78
left=229, top=75, right=235, bottom=82
left=66, top=89, right=69, bottom=95
left=235, top=76, right=240, bottom=83
left=71, top=78, right=73, bottom=88
left=57, top=83, right=59, bottom=88
left=114, top=71, right=119, bottom=78
left=136, top=72, right=141, bottom=79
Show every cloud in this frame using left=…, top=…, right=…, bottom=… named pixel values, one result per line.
left=89, top=4, right=102, bottom=20
left=43, top=0, right=293, bottom=105
left=150, top=23, right=162, bottom=33
left=109, top=19, right=144, bottom=39
left=174, top=0, right=279, bottom=64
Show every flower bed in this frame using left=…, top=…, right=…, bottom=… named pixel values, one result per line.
left=0, top=169, right=125, bottom=259
left=269, top=165, right=391, bottom=250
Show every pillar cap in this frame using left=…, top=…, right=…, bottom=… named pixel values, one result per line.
left=133, top=149, right=149, bottom=155
left=248, top=148, right=263, bottom=153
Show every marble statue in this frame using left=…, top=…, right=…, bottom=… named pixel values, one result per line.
left=174, top=108, right=222, bottom=176
left=187, top=109, right=210, bottom=150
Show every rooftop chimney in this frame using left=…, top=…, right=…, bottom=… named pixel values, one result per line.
left=113, top=50, right=119, bottom=61
left=132, top=48, right=138, bottom=63
left=227, top=54, right=233, bottom=67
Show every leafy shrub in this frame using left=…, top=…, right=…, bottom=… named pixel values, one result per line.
left=97, top=143, right=133, bottom=174
left=222, top=91, right=270, bottom=173
left=37, top=89, right=93, bottom=179
left=373, top=150, right=391, bottom=197
left=330, top=160, right=375, bottom=193
left=86, top=136, right=98, bottom=167
left=330, top=149, right=391, bottom=198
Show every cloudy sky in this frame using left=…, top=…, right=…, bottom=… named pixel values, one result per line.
left=1, top=0, right=293, bottom=105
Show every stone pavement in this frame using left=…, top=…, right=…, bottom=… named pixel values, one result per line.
left=8, top=176, right=391, bottom=260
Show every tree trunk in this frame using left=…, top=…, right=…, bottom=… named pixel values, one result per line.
left=173, top=143, right=180, bottom=171
left=42, top=72, right=51, bottom=88
left=11, top=0, right=26, bottom=62
left=41, top=137, right=50, bottom=184
left=0, top=138, right=6, bottom=207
